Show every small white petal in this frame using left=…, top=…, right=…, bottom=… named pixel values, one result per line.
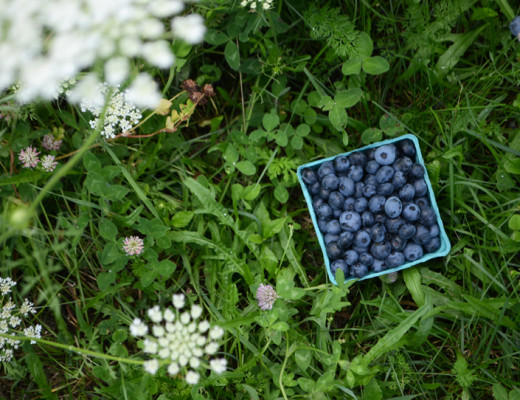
left=143, top=359, right=159, bottom=375
left=167, top=362, right=180, bottom=375
left=190, top=305, right=203, bottom=319
left=172, top=294, right=185, bottom=309
left=185, top=370, right=200, bottom=385
left=209, top=326, right=224, bottom=340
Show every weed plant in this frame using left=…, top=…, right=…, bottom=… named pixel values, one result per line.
left=0, top=0, right=519, bottom=399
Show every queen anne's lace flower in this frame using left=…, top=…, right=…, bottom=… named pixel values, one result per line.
left=240, top=0, right=273, bottom=10
left=0, top=278, right=42, bottom=362
left=129, top=294, right=227, bottom=384
left=0, top=0, right=206, bottom=107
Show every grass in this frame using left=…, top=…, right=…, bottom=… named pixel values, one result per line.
left=1, top=0, right=520, bottom=399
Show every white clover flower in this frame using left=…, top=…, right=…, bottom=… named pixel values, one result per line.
left=143, top=359, right=159, bottom=375
left=18, top=147, right=40, bottom=169
left=41, top=155, right=58, bottom=172
left=129, top=294, right=227, bottom=384
left=129, top=318, right=148, bottom=337
left=0, top=0, right=206, bottom=107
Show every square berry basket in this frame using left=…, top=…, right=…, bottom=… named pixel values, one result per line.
left=297, top=134, right=451, bottom=284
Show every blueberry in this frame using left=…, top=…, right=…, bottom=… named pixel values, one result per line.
left=413, top=178, right=428, bottom=197
left=326, top=242, right=343, bottom=260
left=420, top=206, right=436, bottom=226
left=429, top=223, right=440, bottom=237
left=333, top=208, right=342, bottom=218
left=366, top=148, right=376, bottom=160
left=375, top=166, right=394, bottom=184
left=390, top=234, right=407, bottom=252
left=330, top=259, right=349, bottom=277
left=337, top=231, right=354, bottom=249
left=374, top=144, right=397, bottom=166
left=385, top=196, right=403, bottom=219
left=424, top=236, right=441, bottom=253
left=366, top=160, right=380, bottom=174
left=317, top=218, right=328, bottom=233
left=369, top=195, right=386, bottom=213
left=399, top=224, right=416, bottom=240
left=354, top=197, right=368, bottom=213
left=392, top=171, right=407, bottom=189
left=344, top=250, right=359, bottom=265
left=351, top=263, right=369, bottom=278
left=393, top=157, right=413, bottom=173
left=349, top=152, right=367, bottom=167
left=402, top=203, right=420, bottom=221
left=397, top=139, right=416, bottom=159
left=338, top=176, right=355, bottom=197
left=386, top=252, right=405, bottom=268
left=403, top=243, right=424, bottom=261
left=309, top=181, right=321, bottom=195
left=415, top=197, right=430, bottom=209
left=414, top=225, right=431, bottom=245
left=301, top=168, right=318, bottom=185
left=374, top=213, right=386, bottom=224
left=359, top=253, right=374, bottom=267
left=324, top=233, right=340, bottom=245
left=363, top=184, right=377, bottom=198
left=511, top=16, right=520, bottom=37
left=339, top=211, right=362, bottom=232
left=312, top=196, right=324, bottom=210
left=318, top=187, right=331, bottom=200
left=364, top=174, right=377, bottom=186
left=325, top=219, right=341, bottom=235
left=371, top=258, right=386, bottom=272
left=399, top=184, right=415, bottom=201
left=354, top=182, right=365, bottom=198
left=333, top=155, right=350, bottom=173
left=410, top=164, right=425, bottom=179
left=371, top=240, right=391, bottom=260
left=347, top=165, right=364, bottom=182
left=377, top=182, right=395, bottom=196
left=322, top=174, right=339, bottom=190
left=328, top=191, right=345, bottom=210
left=370, top=222, right=386, bottom=243
left=343, top=197, right=356, bottom=211
left=385, top=217, right=405, bottom=233
left=318, top=161, right=335, bottom=179
left=354, top=230, right=372, bottom=248
left=316, top=203, right=333, bottom=220
left=362, top=211, right=374, bottom=227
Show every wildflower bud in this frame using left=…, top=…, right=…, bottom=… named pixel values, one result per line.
left=202, top=84, right=215, bottom=97
left=189, top=91, right=206, bottom=105
left=181, top=79, right=200, bottom=93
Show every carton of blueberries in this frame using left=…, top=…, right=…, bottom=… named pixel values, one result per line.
left=297, top=134, right=451, bottom=284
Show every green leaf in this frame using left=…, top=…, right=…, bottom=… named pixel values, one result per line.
left=24, top=344, right=59, bottom=400
left=99, top=218, right=117, bottom=241
left=274, top=183, right=289, bottom=203
left=342, top=59, right=362, bottom=75
left=295, top=124, right=310, bottom=137
left=492, top=383, right=509, bottom=400
left=272, top=321, right=289, bottom=331
left=172, top=211, right=194, bottom=228
left=317, top=95, right=334, bottom=111
left=83, top=152, right=102, bottom=172
left=273, top=129, right=288, bottom=147
left=205, top=29, right=228, bottom=45
left=243, top=184, right=261, bottom=201
left=361, top=128, right=382, bottom=144
left=509, top=215, right=520, bottom=231
left=504, top=157, right=520, bottom=175
left=403, top=268, right=425, bottom=307
left=362, top=56, right=390, bottom=75
left=363, top=379, right=383, bottom=400
left=236, top=160, right=256, bottom=176
left=276, top=268, right=305, bottom=300
left=335, top=88, right=363, bottom=108
left=356, top=32, right=373, bottom=57
left=290, top=135, right=304, bottom=150
left=136, top=218, right=169, bottom=239
left=298, top=378, right=315, bottom=393
left=250, top=129, right=268, bottom=142
left=224, top=144, right=239, bottom=164
left=101, top=242, right=120, bottom=264
left=224, top=41, right=240, bottom=71
left=295, top=348, right=312, bottom=370
left=97, top=271, right=116, bottom=291
left=0, top=170, right=43, bottom=186
left=263, top=111, right=280, bottom=132
left=452, top=352, right=476, bottom=389
left=104, top=185, right=130, bottom=201
left=329, top=105, right=348, bottom=130
left=496, top=169, right=515, bottom=191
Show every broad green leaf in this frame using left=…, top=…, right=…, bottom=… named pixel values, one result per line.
left=342, top=59, right=362, bottom=75
left=263, top=111, right=279, bottom=132
left=276, top=268, right=305, bottom=300
left=496, top=169, right=515, bottom=191
left=492, top=383, right=509, bottom=400
left=295, top=123, right=310, bottom=137
left=335, top=88, right=363, bottom=108
left=508, top=215, right=520, bottom=231
left=224, top=144, right=239, bottom=164
left=362, top=56, right=390, bottom=75
left=104, top=185, right=130, bottom=201
left=141, top=269, right=158, bottom=287
left=363, top=379, right=383, bottom=400
left=291, top=135, right=303, bottom=150
left=329, top=105, right=348, bottom=130
left=243, top=184, right=261, bottom=201
left=504, top=157, right=520, bottom=175
left=273, top=129, right=288, bottom=147
left=99, top=218, right=117, bottom=241
left=236, top=160, right=256, bottom=176
left=224, top=41, right=240, bottom=71
left=172, top=211, right=194, bottom=228
left=272, top=322, right=289, bottom=331
left=242, top=385, right=260, bottom=400
left=101, top=243, right=120, bottom=264
left=361, top=128, right=382, bottom=144
left=97, top=271, right=116, bottom=291
left=356, top=32, right=373, bottom=57
left=83, top=152, right=102, bottom=172
left=317, top=95, right=334, bottom=111
left=403, top=268, right=425, bottom=307
left=298, top=378, right=315, bottom=393
left=294, top=348, right=312, bottom=370
left=274, top=183, right=289, bottom=203
left=205, top=29, right=228, bottom=45
left=250, top=129, right=268, bottom=142
left=136, top=218, right=169, bottom=239
left=0, top=170, right=43, bottom=186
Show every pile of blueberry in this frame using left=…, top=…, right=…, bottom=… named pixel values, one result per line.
left=301, top=139, right=442, bottom=279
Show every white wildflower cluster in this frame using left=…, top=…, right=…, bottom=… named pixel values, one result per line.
left=240, top=0, right=273, bottom=10
left=0, top=0, right=206, bottom=108
left=0, top=278, right=42, bottom=363
left=80, top=83, right=142, bottom=139
left=129, top=293, right=227, bottom=384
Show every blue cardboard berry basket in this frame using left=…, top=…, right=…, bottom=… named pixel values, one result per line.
left=297, top=134, right=451, bottom=284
